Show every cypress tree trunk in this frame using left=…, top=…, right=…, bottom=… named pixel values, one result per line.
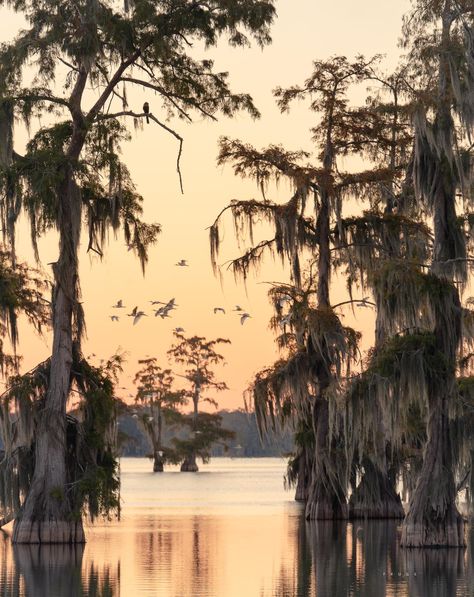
left=401, top=2, right=466, bottom=546
left=294, top=444, right=313, bottom=502
left=152, top=407, right=164, bottom=472
left=349, top=458, right=404, bottom=519
left=153, top=452, right=164, bottom=473
left=180, top=454, right=199, bottom=472
left=181, top=392, right=199, bottom=472
left=306, top=146, right=348, bottom=520
left=401, top=389, right=464, bottom=546
left=13, top=165, right=84, bottom=543
left=305, top=396, right=348, bottom=520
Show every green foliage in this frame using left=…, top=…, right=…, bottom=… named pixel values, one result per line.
left=133, top=357, right=186, bottom=464
left=172, top=412, right=234, bottom=463
left=0, top=352, right=124, bottom=522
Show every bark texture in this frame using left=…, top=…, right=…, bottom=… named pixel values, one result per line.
left=305, top=397, right=348, bottom=520
left=294, top=445, right=313, bottom=502
left=13, top=159, right=84, bottom=543
left=349, top=459, right=405, bottom=519
left=400, top=392, right=465, bottom=547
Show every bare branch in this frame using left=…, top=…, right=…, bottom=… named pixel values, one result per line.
left=97, top=110, right=184, bottom=193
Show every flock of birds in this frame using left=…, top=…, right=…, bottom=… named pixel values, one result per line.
left=109, top=299, right=252, bottom=327
left=107, top=258, right=253, bottom=329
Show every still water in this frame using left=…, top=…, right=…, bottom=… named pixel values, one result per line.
left=1, top=457, right=474, bottom=597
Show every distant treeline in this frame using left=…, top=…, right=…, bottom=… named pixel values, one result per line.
left=119, top=409, right=293, bottom=458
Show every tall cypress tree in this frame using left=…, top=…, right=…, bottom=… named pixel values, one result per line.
left=0, top=0, right=275, bottom=543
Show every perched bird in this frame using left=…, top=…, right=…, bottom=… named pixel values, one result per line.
left=174, top=327, right=185, bottom=333
left=240, top=313, right=252, bottom=325
left=133, top=311, right=147, bottom=325
left=143, top=101, right=150, bottom=124
left=175, top=259, right=188, bottom=267
left=110, top=315, right=119, bottom=322
left=213, top=307, right=226, bottom=314
left=233, top=305, right=243, bottom=312
left=112, top=299, right=125, bottom=309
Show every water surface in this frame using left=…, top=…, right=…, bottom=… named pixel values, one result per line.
left=1, top=457, right=474, bottom=596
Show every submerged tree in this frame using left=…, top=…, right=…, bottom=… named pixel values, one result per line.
left=396, top=0, right=474, bottom=547
left=0, top=352, right=124, bottom=536
left=210, top=56, right=415, bottom=519
left=168, top=333, right=232, bottom=471
left=133, top=358, right=185, bottom=472
left=0, top=0, right=275, bottom=542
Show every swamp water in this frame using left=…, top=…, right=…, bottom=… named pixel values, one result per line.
left=0, top=457, right=473, bottom=597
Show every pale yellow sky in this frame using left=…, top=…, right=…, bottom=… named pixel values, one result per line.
left=1, top=0, right=412, bottom=409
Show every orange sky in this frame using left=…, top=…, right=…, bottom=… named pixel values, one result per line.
left=0, top=0, right=411, bottom=409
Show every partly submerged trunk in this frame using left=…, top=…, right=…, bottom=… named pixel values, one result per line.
left=151, top=406, right=164, bottom=472
left=153, top=452, right=164, bottom=473
left=180, top=454, right=199, bottom=472
left=401, top=6, right=464, bottom=544
left=305, top=142, right=347, bottom=519
left=13, top=168, right=84, bottom=544
left=305, top=396, right=348, bottom=520
left=401, top=391, right=465, bottom=547
left=180, top=390, right=200, bottom=472
left=349, top=458, right=404, bottom=519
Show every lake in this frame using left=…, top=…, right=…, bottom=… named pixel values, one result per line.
left=0, top=457, right=473, bottom=596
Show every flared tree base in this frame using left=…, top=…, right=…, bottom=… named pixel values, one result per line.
left=401, top=509, right=465, bottom=547
left=180, top=455, right=199, bottom=472
left=12, top=519, right=85, bottom=544
left=305, top=481, right=348, bottom=520
left=349, top=466, right=405, bottom=519
left=349, top=498, right=405, bottom=520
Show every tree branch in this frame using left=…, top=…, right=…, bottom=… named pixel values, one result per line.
left=97, top=110, right=184, bottom=193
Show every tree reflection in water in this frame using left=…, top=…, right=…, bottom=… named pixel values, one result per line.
left=274, top=518, right=474, bottom=597
left=0, top=538, right=117, bottom=597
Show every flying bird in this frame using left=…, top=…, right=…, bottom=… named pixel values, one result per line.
left=174, top=327, right=185, bottom=333
left=133, top=311, right=147, bottom=325
left=127, top=306, right=138, bottom=317
left=154, top=298, right=177, bottom=318
left=240, top=313, right=252, bottom=325
left=213, top=307, right=226, bottom=314
left=175, top=259, right=188, bottom=267
left=233, top=305, right=243, bottom=312
left=112, top=299, right=125, bottom=308
left=143, top=101, right=150, bottom=124
left=109, top=315, right=119, bottom=322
